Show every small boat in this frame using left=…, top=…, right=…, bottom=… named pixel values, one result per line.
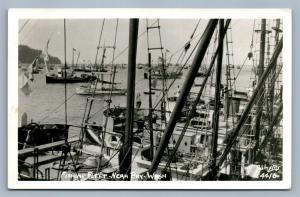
left=46, top=68, right=96, bottom=84
left=152, top=72, right=182, bottom=79
left=143, top=91, right=155, bottom=95
left=18, top=122, right=69, bottom=150
left=46, top=74, right=96, bottom=83
left=74, top=68, right=92, bottom=72
left=76, top=86, right=127, bottom=95
left=137, top=64, right=144, bottom=69
left=92, top=68, right=108, bottom=72
left=76, top=71, right=126, bottom=95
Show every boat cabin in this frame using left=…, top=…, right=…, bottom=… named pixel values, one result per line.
left=169, top=129, right=196, bottom=154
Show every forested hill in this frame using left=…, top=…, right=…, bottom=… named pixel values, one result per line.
left=18, top=45, right=61, bottom=64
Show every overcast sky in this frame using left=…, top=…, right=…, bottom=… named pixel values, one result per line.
left=18, top=19, right=277, bottom=66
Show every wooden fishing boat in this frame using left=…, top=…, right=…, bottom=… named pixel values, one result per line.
left=18, top=122, right=69, bottom=150
left=152, top=72, right=182, bottom=79
left=75, top=84, right=127, bottom=95
left=46, top=74, right=96, bottom=83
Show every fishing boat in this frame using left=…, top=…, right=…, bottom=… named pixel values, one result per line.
left=76, top=86, right=127, bottom=95
left=18, top=122, right=69, bottom=150
left=74, top=65, right=92, bottom=72
left=75, top=80, right=126, bottom=95
left=46, top=68, right=96, bottom=83
left=152, top=71, right=182, bottom=79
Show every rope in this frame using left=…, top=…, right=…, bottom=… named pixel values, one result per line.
left=19, top=19, right=30, bottom=33
left=190, top=19, right=201, bottom=39
left=152, top=30, right=205, bottom=111
left=105, top=20, right=159, bottom=65
left=39, top=81, right=77, bottom=123
left=232, top=56, right=249, bottom=85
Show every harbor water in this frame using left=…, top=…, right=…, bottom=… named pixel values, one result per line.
left=18, top=65, right=253, bottom=127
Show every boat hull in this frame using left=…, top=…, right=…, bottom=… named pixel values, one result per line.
left=46, top=75, right=96, bottom=84
left=76, top=87, right=127, bottom=95
left=18, top=123, right=69, bottom=150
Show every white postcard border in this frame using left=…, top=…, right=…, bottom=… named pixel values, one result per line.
left=8, top=8, right=292, bottom=189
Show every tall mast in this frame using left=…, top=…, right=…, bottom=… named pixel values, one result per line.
left=94, top=19, right=105, bottom=70
left=253, top=19, right=266, bottom=158
left=157, top=20, right=167, bottom=127
left=75, top=51, right=80, bottom=68
left=100, top=46, right=106, bottom=87
left=63, top=19, right=67, bottom=131
left=146, top=19, right=166, bottom=159
left=119, top=19, right=139, bottom=180
left=210, top=19, right=224, bottom=180
left=217, top=38, right=283, bottom=170
left=148, top=53, right=154, bottom=160
left=72, top=48, right=75, bottom=67
left=269, top=19, right=281, bottom=133
left=148, top=19, right=218, bottom=174
left=145, top=20, right=154, bottom=161
left=162, top=19, right=231, bottom=173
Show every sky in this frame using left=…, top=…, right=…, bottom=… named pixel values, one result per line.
left=18, top=19, right=279, bottom=66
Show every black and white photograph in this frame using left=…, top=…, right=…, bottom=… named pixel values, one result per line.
left=8, top=9, right=292, bottom=189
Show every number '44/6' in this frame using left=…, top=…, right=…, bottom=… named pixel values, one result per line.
left=259, top=172, right=280, bottom=179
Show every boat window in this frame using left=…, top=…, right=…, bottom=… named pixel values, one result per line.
left=200, top=134, right=205, bottom=144
left=112, top=136, right=117, bottom=142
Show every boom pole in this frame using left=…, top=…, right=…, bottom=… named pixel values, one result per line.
left=119, top=19, right=139, bottom=180
left=210, top=19, right=224, bottom=180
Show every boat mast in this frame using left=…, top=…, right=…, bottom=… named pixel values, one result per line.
left=148, top=53, right=154, bottom=160
left=100, top=19, right=119, bottom=163
left=75, top=51, right=80, bottom=68
left=210, top=19, right=224, bottom=180
left=254, top=102, right=282, bottom=160
left=157, top=20, right=167, bottom=127
left=119, top=19, right=139, bottom=180
left=269, top=19, right=281, bottom=133
left=63, top=19, right=68, bottom=131
left=146, top=20, right=154, bottom=160
left=99, top=46, right=106, bottom=86
left=162, top=20, right=231, bottom=173
left=148, top=20, right=219, bottom=174
left=216, top=38, right=282, bottom=170
left=253, top=19, right=266, bottom=159
left=94, top=19, right=105, bottom=71
left=72, top=48, right=75, bottom=67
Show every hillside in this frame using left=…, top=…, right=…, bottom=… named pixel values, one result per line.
left=18, top=45, right=61, bottom=64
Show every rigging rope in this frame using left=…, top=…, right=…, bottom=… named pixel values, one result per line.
left=152, top=30, right=205, bottom=111
left=19, top=19, right=30, bottom=33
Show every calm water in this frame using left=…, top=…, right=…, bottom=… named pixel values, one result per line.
left=18, top=65, right=253, bottom=127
